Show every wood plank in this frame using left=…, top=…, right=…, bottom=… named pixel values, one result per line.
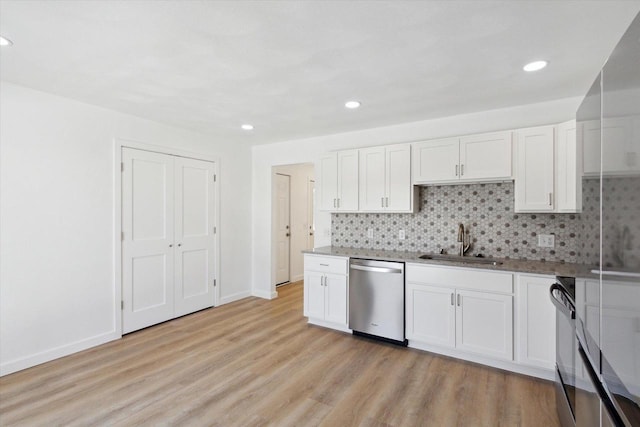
left=0, top=281, right=559, bottom=426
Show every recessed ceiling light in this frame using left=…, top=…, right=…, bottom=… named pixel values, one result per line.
left=523, top=60, right=548, bottom=72
left=345, top=101, right=361, bottom=109
left=0, top=36, right=13, bottom=47
left=241, top=124, right=254, bottom=131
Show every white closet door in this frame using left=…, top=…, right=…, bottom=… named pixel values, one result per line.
left=173, top=156, right=217, bottom=317
left=122, top=148, right=175, bottom=334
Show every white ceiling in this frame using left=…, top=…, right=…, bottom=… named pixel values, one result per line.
left=1, top=1, right=639, bottom=145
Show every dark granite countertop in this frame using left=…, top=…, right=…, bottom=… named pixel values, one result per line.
left=303, top=246, right=595, bottom=278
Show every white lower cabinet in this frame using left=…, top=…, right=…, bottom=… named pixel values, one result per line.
left=455, top=289, right=513, bottom=360
left=516, top=274, right=556, bottom=370
left=406, top=284, right=456, bottom=348
left=406, top=264, right=514, bottom=361
left=303, top=254, right=349, bottom=331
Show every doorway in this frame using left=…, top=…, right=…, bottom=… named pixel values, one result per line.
left=272, top=163, right=315, bottom=288
left=275, top=173, right=291, bottom=285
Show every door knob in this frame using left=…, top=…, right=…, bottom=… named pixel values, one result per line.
left=178, top=243, right=182, bottom=247
left=169, top=244, right=173, bottom=248
left=286, top=233, right=290, bottom=237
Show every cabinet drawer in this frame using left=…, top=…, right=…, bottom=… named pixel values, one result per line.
left=304, top=254, right=348, bottom=275
left=406, top=263, right=513, bottom=294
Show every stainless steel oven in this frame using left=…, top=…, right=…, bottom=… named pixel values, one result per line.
left=551, top=277, right=578, bottom=426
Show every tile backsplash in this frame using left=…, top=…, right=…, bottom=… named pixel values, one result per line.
left=332, top=181, right=594, bottom=264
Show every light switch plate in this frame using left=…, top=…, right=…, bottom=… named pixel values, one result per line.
left=399, top=229, right=405, bottom=240
left=367, top=228, right=374, bottom=239
left=538, top=234, right=555, bottom=248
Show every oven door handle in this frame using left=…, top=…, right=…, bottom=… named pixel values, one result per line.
left=549, top=283, right=576, bottom=320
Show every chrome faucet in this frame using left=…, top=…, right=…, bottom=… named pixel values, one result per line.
left=457, top=223, right=471, bottom=256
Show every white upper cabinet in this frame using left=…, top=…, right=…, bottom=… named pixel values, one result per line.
left=319, top=153, right=338, bottom=211
left=319, top=150, right=359, bottom=211
left=359, top=146, right=386, bottom=210
left=337, top=150, right=359, bottom=211
left=516, top=122, right=582, bottom=213
left=515, top=125, right=555, bottom=212
left=582, top=117, right=637, bottom=176
left=359, top=143, right=413, bottom=212
left=556, top=120, right=582, bottom=212
left=459, top=132, right=513, bottom=181
left=412, top=137, right=459, bottom=183
left=412, top=131, right=512, bottom=184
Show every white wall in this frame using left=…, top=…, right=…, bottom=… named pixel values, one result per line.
left=273, top=163, right=315, bottom=283
left=0, top=82, right=253, bottom=375
left=251, top=96, right=583, bottom=298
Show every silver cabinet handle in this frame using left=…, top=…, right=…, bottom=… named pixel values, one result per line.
left=337, top=198, right=340, bottom=208
left=385, top=197, right=389, bottom=207
left=350, top=264, right=403, bottom=274
left=549, top=193, right=553, bottom=206
left=457, top=294, right=461, bottom=306
left=178, top=243, right=182, bottom=247
left=320, top=276, right=324, bottom=286
left=319, top=263, right=329, bottom=266
left=169, top=244, right=173, bottom=248
left=461, top=164, right=464, bottom=176
left=381, top=197, right=384, bottom=207
left=450, top=293, right=454, bottom=306
left=333, top=198, right=336, bottom=208
left=455, top=164, right=458, bottom=176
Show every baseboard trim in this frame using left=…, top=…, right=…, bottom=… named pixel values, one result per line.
left=252, top=289, right=278, bottom=300
left=291, top=274, right=304, bottom=282
left=408, top=340, right=554, bottom=381
left=307, top=318, right=352, bottom=334
left=1, top=330, right=121, bottom=377
left=219, top=290, right=252, bottom=305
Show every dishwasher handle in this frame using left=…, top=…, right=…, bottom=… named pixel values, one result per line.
left=350, top=264, right=403, bottom=274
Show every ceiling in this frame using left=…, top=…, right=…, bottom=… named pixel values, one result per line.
left=1, top=1, right=639, bottom=145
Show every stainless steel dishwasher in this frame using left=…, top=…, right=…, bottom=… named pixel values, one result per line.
left=349, top=258, right=407, bottom=345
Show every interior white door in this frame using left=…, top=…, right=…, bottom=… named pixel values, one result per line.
left=275, top=173, right=291, bottom=285
left=122, top=148, right=175, bottom=334
left=307, top=179, right=315, bottom=249
left=173, top=156, right=217, bottom=317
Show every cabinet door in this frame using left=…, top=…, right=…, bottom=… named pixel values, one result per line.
left=318, top=153, right=337, bottom=211
left=385, top=144, right=412, bottom=211
left=337, top=150, right=359, bottom=211
left=406, top=283, right=456, bottom=348
left=515, top=126, right=555, bottom=212
left=173, top=156, right=217, bottom=317
left=556, top=120, right=582, bottom=212
left=582, top=119, right=601, bottom=175
left=412, top=138, right=459, bottom=183
left=324, top=273, right=348, bottom=325
left=459, top=131, right=512, bottom=180
left=359, top=146, right=386, bottom=211
left=456, top=290, right=513, bottom=360
left=602, top=117, right=633, bottom=175
left=517, top=275, right=556, bottom=369
left=305, top=271, right=325, bottom=319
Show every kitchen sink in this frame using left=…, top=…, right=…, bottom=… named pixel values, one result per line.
left=418, top=254, right=503, bottom=266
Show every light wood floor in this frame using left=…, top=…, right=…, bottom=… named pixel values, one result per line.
left=0, top=282, right=559, bottom=426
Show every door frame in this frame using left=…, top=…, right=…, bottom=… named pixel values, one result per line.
left=114, top=138, right=220, bottom=336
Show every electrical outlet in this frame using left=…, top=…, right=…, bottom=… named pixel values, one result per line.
left=538, top=234, right=555, bottom=248
left=367, top=228, right=374, bottom=239
left=399, top=229, right=405, bottom=240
